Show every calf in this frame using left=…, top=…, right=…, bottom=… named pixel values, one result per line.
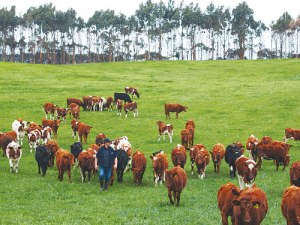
left=46, top=140, right=59, bottom=168
left=217, top=182, right=241, bottom=225
left=114, top=93, right=132, bottom=103
left=71, top=105, right=80, bottom=119
left=246, top=135, right=260, bottom=160
left=124, top=102, right=138, bottom=118
left=0, top=133, right=13, bottom=157
left=125, top=87, right=140, bottom=99
left=187, top=144, right=206, bottom=174
left=194, top=148, right=210, bottom=179
left=116, top=99, right=123, bottom=116
left=70, top=141, right=83, bottom=168
left=56, top=148, right=75, bottom=182
left=236, top=156, right=258, bottom=189
left=225, top=143, right=243, bottom=178
left=6, top=141, right=22, bottom=173
left=82, top=96, right=93, bottom=111
left=164, top=103, right=187, bottom=119
left=56, top=107, right=68, bottom=125
left=117, top=138, right=133, bottom=171
left=5, top=131, right=18, bottom=143
left=71, top=119, right=80, bottom=139
left=12, top=119, right=28, bottom=145
left=171, top=144, right=187, bottom=169
left=69, top=103, right=80, bottom=118
left=35, top=145, right=49, bottom=177
left=42, top=118, right=62, bottom=139
left=281, top=186, right=300, bottom=224
left=106, top=96, right=114, bottom=111
left=232, top=185, right=268, bottom=225
left=27, top=129, right=41, bottom=153
left=166, top=165, right=187, bottom=206
left=95, top=133, right=106, bottom=145
left=67, top=98, right=84, bottom=109
left=43, top=103, right=57, bottom=120
left=40, top=126, right=52, bottom=145
left=180, top=129, right=190, bottom=149
left=156, top=121, right=173, bottom=143
left=185, top=125, right=194, bottom=147
left=285, top=127, right=300, bottom=142
left=78, top=122, right=92, bottom=144
left=99, top=97, right=107, bottom=111
left=131, top=150, right=147, bottom=186
left=150, top=152, right=169, bottom=186
left=116, top=149, right=129, bottom=182
left=78, top=151, right=95, bottom=182
left=209, top=142, right=225, bottom=173
left=186, top=119, right=195, bottom=129
left=290, top=161, right=300, bottom=187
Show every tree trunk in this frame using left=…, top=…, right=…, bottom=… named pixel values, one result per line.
left=147, top=33, right=150, bottom=60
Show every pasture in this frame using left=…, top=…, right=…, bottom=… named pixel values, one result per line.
left=0, top=59, right=300, bottom=224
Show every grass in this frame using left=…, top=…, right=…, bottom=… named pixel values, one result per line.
left=0, top=59, right=300, bottom=224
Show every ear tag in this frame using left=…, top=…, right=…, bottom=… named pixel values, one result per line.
left=254, top=204, right=259, bottom=209
left=174, top=174, right=177, bottom=177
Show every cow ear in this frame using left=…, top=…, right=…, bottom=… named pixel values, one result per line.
left=252, top=201, right=261, bottom=208
left=232, top=200, right=240, bottom=206
left=150, top=156, right=153, bottom=159
left=209, top=151, right=213, bottom=155
left=232, top=189, right=240, bottom=196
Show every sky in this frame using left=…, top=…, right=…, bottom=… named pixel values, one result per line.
left=3, top=0, right=300, bottom=27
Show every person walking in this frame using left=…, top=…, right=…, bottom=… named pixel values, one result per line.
left=95, top=138, right=117, bottom=191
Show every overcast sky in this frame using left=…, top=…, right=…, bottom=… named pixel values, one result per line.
left=3, top=0, right=300, bottom=27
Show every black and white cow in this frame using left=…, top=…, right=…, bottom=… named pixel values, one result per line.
left=70, top=141, right=83, bottom=168
left=116, top=149, right=129, bottom=182
left=225, top=143, right=243, bottom=178
left=35, top=145, right=50, bottom=177
left=114, top=93, right=132, bottom=103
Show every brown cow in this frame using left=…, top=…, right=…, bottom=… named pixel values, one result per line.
left=194, top=148, right=210, bottom=179
left=285, top=128, right=300, bottom=142
left=56, top=148, right=75, bottom=182
left=78, top=151, right=95, bottom=182
left=156, top=121, right=173, bottom=143
left=217, top=182, right=241, bottom=225
left=71, top=106, right=80, bottom=119
left=56, top=107, right=68, bottom=125
left=261, top=136, right=273, bottom=145
left=171, top=144, right=187, bottom=169
left=186, top=119, right=195, bottom=129
left=150, top=152, right=169, bottom=186
left=69, top=103, right=80, bottom=118
left=43, top=103, right=57, bottom=120
left=125, top=87, right=140, bottom=99
left=209, top=142, right=225, bottom=173
left=281, top=185, right=300, bottom=224
left=46, top=140, right=59, bottom=168
left=89, top=144, right=100, bottom=152
left=42, top=119, right=62, bottom=139
left=290, top=161, right=300, bottom=187
left=164, top=103, right=187, bottom=119
left=187, top=144, right=205, bottom=174
left=71, top=119, right=80, bottom=139
left=0, top=132, right=13, bottom=157
left=180, top=129, right=190, bottom=149
left=124, top=102, right=138, bottom=118
left=116, top=99, right=123, bottom=116
left=185, top=125, right=194, bottom=147
left=78, top=122, right=93, bottom=144
left=106, top=96, right=114, bottom=111
left=246, top=135, right=260, bottom=160
left=165, top=165, right=187, bottom=206
left=5, top=131, right=17, bottom=143
left=232, top=185, right=268, bottom=225
left=131, top=150, right=147, bottom=186
left=95, top=133, right=106, bottom=145
left=67, top=98, right=84, bottom=109
left=236, top=156, right=258, bottom=189
left=6, top=141, right=22, bottom=173
left=82, top=96, right=93, bottom=111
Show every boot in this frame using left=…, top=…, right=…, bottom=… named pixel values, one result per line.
left=100, top=180, right=104, bottom=191
left=104, top=181, right=109, bottom=191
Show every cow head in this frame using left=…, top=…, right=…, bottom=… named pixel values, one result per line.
left=290, top=161, right=300, bottom=185
left=63, top=153, right=75, bottom=167
left=131, top=168, right=144, bottom=183
left=195, top=149, right=208, bottom=165
left=70, top=142, right=83, bottom=158
left=181, top=129, right=190, bottom=142
left=83, top=155, right=95, bottom=171
left=235, top=141, right=245, bottom=153
left=156, top=121, right=164, bottom=126
left=85, top=125, right=93, bottom=134
left=150, top=155, right=164, bottom=169
left=232, top=197, right=262, bottom=224
left=210, top=150, right=221, bottom=163
left=244, top=160, right=258, bottom=183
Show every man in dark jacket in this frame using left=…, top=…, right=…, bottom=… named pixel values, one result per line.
left=95, top=138, right=117, bottom=191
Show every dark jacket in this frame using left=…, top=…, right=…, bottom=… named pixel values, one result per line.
left=96, top=145, right=117, bottom=168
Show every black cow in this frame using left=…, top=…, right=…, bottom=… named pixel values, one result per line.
left=225, top=143, right=242, bottom=178
left=70, top=141, right=83, bottom=167
left=114, top=93, right=132, bottom=103
left=152, top=150, right=164, bottom=156
left=35, top=145, right=50, bottom=177
left=116, top=149, right=129, bottom=182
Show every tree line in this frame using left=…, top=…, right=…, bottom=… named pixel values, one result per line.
left=0, top=0, right=299, bottom=64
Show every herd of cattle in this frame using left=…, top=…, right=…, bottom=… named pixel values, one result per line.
left=1, top=86, right=300, bottom=223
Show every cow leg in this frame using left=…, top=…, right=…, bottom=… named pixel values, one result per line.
left=158, top=134, right=161, bottom=142
left=84, top=136, right=87, bottom=145
left=15, top=160, right=19, bottom=174
left=125, top=112, right=128, bottom=118
left=9, top=159, right=14, bottom=172
left=120, top=170, right=124, bottom=182
left=38, top=163, right=41, bottom=174
left=176, top=191, right=182, bottom=206
left=169, top=133, right=172, bottom=143
left=168, top=188, right=174, bottom=204
left=80, top=168, right=85, bottom=182
left=154, top=174, right=159, bottom=186
left=117, top=169, right=121, bottom=182
left=176, top=112, right=178, bottom=119
left=163, top=134, right=165, bottom=142
left=68, top=169, right=72, bottom=183
left=238, top=174, right=244, bottom=189
left=136, top=109, right=138, bottom=118
left=191, top=162, right=194, bottom=174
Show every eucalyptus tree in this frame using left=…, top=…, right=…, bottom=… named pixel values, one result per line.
left=220, top=8, right=231, bottom=60
left=256, top=21, right=268, bottom=59
left=231, top=2, right=259, bottom=59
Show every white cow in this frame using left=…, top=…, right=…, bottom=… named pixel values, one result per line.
left=6, top=141, right=22, bottom=173
left=12, top=119, right=28, bottom=145
left=99, top=97, right=107, bottom=111
left=117, top=137, right=132, bottom=171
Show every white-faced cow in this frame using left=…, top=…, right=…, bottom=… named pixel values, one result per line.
left=6, top=141, right=22, bottom=173
left=236, top=156, right=258, bottom=190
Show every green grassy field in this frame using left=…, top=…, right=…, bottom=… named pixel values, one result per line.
left=0, top=59, right=299, bottom=224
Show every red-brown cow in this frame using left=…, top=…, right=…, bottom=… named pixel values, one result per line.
left=195, top=148, right=210, bottom=179
left=261, top=136, right=273, bottom=145
left=124, top=102, right=138, bottom=118
left=281, top=185, right=300, bottom=224
left=56, top=148, right=75, bottom=182
left=78, top=122, right=92, bottom=144
left=106, top=96, right=114, bottom=111
left=131, top=150, right=147, bottom=186
left=46, top=140, right=59, bottom=168
left=82, top=96, right=93, bottom=111
left=69, top=103, right=80, bottom=118
left=71, top=106, right=80, bottom=119
left=6, top=141, right=22, bottom=173
left=290, top=161, right=300, bottom=187
left=42, top=119, right=62, bottom=139
left=71, top=119, right=80, bottom=139
left=150, top=152, right=169, bottom=186
left=164, top=103, right=187, bottom=119
left=0, top=132, right=13, bottom=157
left=181, top=129, right=190, bottom=149
left=95, top=133, right=106, bottom=145
left=116, top=99, right=123, bottom=116
left=78, top=151, right=95, bottom=182
left=56, top=107, right=68, bottom=125
left=232, top=185, right=268, bottom=225
left=236, top=156, right=258, bottom=189
left=217, top=182, right=241, bottom=225
left=285, top=128, right=300, bottom=142
left=156, top=121, right=173, bottom=143
left=171, top=144, right=187, bottom=169
left=273, top=141, right=293, bottom=154
left=165, top=165, right=187, bottom=206
left=209, top=142, right=225, bottom=173
left=185, top=125, right=194, bottom=147
left=187, top=144, right=206, bottom=174
left=185, top=119, right=195, bottom=129
left=67, top=98, right=84, bottom=109
left=246, top=135, right=260, bottom=160
left=125, top=87, right=140, bottom=99
left=43, top=103, right=57, bottom=120
left=5, top=131, right=17, bottom=143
